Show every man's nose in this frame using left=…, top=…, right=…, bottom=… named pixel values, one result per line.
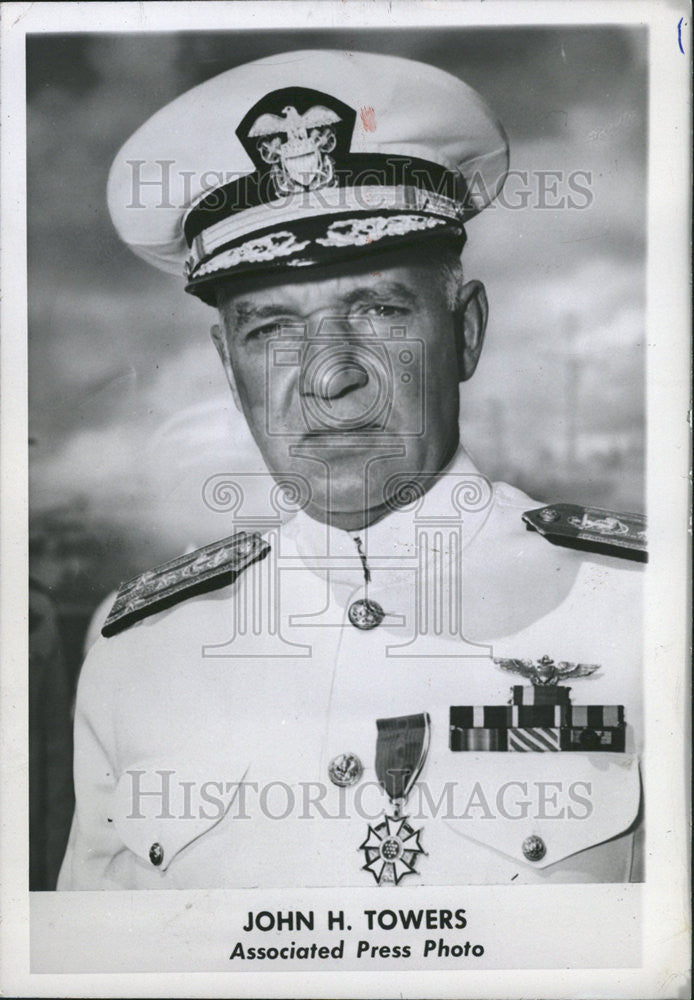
left=300, top=318, right=371, bottom=400
left=305, top=354, right=370, bottom=400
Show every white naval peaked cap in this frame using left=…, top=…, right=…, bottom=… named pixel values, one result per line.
left=107, top=49, right=509, bottom=305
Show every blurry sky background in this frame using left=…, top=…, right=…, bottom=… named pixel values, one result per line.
left=27, top=26, right=647, bottom=636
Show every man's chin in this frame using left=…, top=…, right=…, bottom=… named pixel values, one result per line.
left=301, top=475, right=402, bottom=529
left=303, top=498, right=392, bottom=531
left=264, top=443, right=442, bottom=526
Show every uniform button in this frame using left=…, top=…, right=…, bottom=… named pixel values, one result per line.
left=522, top=834, right=546, bottom=862
left=149, top=842, right=164, bottom=866
left=328, top=752, right=363, bottom=787
left=538, top=507, right=560, bottom=523
left=348, top=598, right=385, bottom=630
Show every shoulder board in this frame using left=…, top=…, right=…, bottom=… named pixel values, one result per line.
left=101, top=531, right=270, bottom=638
left=522, top=503, right=647, bottom=563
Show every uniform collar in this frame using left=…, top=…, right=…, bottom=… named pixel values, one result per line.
left=284, top=446, right=495, bottom=580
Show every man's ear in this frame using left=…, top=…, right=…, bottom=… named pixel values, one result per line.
left=453, top=280, right=488, bottom=381
left=210, top=322, right=242, bottom=412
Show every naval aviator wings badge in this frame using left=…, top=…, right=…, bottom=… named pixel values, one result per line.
left=359, top=713, right=430, bottom=885
left=493, top=653, right=601, bottom=686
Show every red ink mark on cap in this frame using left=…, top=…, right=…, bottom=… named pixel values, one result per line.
left=360, top=106, right=376, bottom=132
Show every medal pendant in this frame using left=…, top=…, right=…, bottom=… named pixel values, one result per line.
left=361, top=712, right=430, bottom=885
left=359, top=814, right=425, bottom=885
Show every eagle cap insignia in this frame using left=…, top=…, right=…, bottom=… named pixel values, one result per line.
left=494, top=654, right=601, bottom=686
left=237, top=86, right=356, bottom=196
left=250, top=104, right=340, bottom=193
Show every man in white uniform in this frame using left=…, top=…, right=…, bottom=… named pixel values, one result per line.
left=59, top=49, right=645, bottom=890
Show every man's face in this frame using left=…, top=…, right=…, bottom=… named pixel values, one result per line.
left=213, top=247, right=486, bottom=529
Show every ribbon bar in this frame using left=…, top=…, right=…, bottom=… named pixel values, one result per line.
left=450, top=724, right=626, bottom=752
left=449, top=727, right=508, bottom=751
left=511, top=685, right=572, bottom=706
left=512, top=705, right=567, bottom=727
left=508, top=727, right=561, bottom=752
left=570, top=705, right=624, bottom=727
left=561, top=726, right=625, bottom=751
left=450, top=706, right=512, bottom=728
left=450, top=704, right=569, bottom=727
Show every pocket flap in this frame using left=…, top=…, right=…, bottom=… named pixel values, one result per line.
left=111, top=761, right=249, bottom=871
left=443, top=753, right=641, bottom=869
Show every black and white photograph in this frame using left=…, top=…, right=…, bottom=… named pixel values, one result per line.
left=0, top=1, right=690, bottom=996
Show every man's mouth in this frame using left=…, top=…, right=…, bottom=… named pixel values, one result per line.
left=301, top=425, right=385, bottom=439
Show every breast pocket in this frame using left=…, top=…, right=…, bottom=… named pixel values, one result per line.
left=110, top=759, right=250, bottom=873
left=441, top=752, right=641, bottom=870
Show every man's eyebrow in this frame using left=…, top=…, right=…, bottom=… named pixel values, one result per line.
left=227, top=302, right=301, bottom=326
left=341, top=282, right=418, bottom=308
left=226, top=282, right=419, bottom=326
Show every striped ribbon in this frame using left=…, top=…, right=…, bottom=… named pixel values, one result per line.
left=512, top=685, right=572, bottom=706
left=570, top=706, right=624, bottom=727
left=561, top=726, right=625, bottom=751
left=450, top=705, right=568, bottom=727
left=450, top=706, right=511, bottom=728
left=511, top=705, right=565, bottom=727
left=508, top=727, right=561, bottom=752
left=451, top=701, right=624, bottom=729
left=450, top=727, right=507, bottom=751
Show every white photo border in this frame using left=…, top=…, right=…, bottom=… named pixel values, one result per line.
left=1, top=2, right=690, bottom=997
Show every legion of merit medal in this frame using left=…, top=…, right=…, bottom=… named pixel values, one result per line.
left=359, top=712, right=430, bottom=885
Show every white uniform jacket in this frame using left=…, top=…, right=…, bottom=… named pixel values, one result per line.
left=58, top=451, right=644, bottom=889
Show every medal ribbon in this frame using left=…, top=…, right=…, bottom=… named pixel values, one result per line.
left=375, top=713, right=431, bottom=804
